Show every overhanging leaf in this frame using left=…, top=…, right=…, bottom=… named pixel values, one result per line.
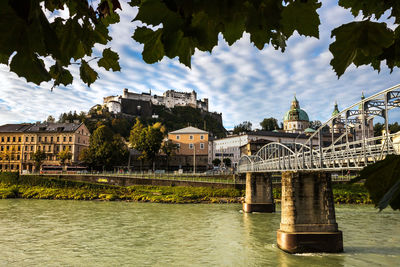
left=330, top=21, right=394, bottom=77
left=10, top=52, right=51, bottom=84
left=80, top=60, right=98, bottom=86
left=98, top=48, right=120, bottom=71
left=133, top=27, right=165, bottom=64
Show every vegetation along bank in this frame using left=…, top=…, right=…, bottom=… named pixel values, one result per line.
left=0, top=173, right=372, bottom=204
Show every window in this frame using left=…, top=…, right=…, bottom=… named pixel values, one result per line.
left=176, top=135, right=180, bottom=140
left=189, top=143, right=194, bottom=149
left=31, top=137, right=34, bottom=142
left=176, top=144, right=180, bottom=149
left=18, top=137, right=21, bottom=142
left=57, top=136, right=60, bottom=142
left=69, top=136, right=72, bottom=142
left=69, top=145, right=71, bottom=150
left=63, top=145, right=66, bottom=151
left=189, top=135, right=193, bottom=140
left=63, top=137, right=66, bottom=142
left=31, top=146, right=33, bottom=151
left=48, top=146, right=51, bottom=152
left=200, top=143, right=204, bottom=149
left=17, top=155, right=20, bottom=160
left=200, top=135, right=204, bottom=140
left=38, top=137, right=42, bottom=142
left=17, top=146, right=20, bottom=151
left=44, top=137, right=47, bottom=142
left=7, top=137, right=10, bottom=142
left=25, top=146, right=28, bottom=151
left=51, top=137, right=53, bottom=142
left=12, top=137, right=15, bottom=142
left=25, top=137, right=28, bottom=142
left=78, top=137, right=80, bottom=143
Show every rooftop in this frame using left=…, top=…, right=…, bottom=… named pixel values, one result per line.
left=169, top=126, right=208, bottom=134
left=0, top=123, right=83, bottom=133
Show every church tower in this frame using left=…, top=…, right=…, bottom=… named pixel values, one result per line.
left=283, top=95, right=310, bottom=133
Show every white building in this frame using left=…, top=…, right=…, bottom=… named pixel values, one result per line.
left=103, top=88, right=209, bottom=113
left=212, top=131, right=316, bottom=168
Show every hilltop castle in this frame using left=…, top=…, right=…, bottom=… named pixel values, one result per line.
left=103, top=88, right=209, bottom=116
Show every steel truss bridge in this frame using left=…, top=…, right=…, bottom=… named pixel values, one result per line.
left=238, top=84, right=400, bottom=173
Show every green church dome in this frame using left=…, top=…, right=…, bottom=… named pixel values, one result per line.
left=283, top=95, right=310, bottom=122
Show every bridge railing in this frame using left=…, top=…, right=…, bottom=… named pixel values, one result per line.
left=238, top=80, right=400, bottom=173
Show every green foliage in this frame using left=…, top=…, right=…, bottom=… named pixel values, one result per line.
left=58, top=148, right=72, bottom=166
left=329, top=21, right=393, bottom=76
left=80, top=125, right=128, bottom=170
left=260, top=117, right=279, bottom=131
left=374, top=122, right=400, bottom=136
left=212, top=158, right=221, bottom=166
left=129, top=120, right=165, bottom=169
left=0, top=173, right=244, bottom=203
left=233, top=121, right=252, bottom=135
left=0, top=0, right=120, bottom=87
left=2, top=0, right=400, bottom=86
left=223, top=158, right=232, bottom=167
left=357, top=155, right=400, bottom=210
left=98, top=48, right=121, bottom=71
left=31, top=149, right=47, bottom=171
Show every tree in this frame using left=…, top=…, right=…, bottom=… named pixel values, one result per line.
left=2, top=1, right=400, bottom=88
left=223, top=158, right=232, bottom=167
left=212, top=158, right=221, bottom=167
left=233, top=121, right=252, bottom=135
left=46, top=115, right=55, bottom=123
left=309, top=120, right=322, bottom=130
left=31, top=149, right=47, bottom=172
left=161, top=140, right=179, bottom=171
left=260, top=118, right=279, bottom=131
left=80, top=125, right=128, bottom=170
left=0, top=147, right=13, bottom=171
left=58, top=147, right=72, bottom=167
left=129, top=121, right=165, bottom=171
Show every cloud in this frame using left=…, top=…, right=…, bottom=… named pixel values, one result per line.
left=1, top=0, right=400, bottom=130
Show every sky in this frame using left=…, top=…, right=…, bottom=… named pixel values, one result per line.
left=1, top=0, right=400, bottom=130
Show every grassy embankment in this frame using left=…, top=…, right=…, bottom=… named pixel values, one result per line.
left=0, top=173, right=372, bottom=204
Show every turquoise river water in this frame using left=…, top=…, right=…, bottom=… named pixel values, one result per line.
left=0, top=200, right=399, bottom=266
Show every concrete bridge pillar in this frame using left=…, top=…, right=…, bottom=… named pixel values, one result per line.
left=277, top=171, right=343, bottom=253
left=243, top=172, right=275, bottom=213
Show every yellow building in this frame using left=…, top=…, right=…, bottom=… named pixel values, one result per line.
left=0, top=122, right=90, bottom=172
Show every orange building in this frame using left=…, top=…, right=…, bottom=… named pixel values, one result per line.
left=168, top=127, right=209, bottom=171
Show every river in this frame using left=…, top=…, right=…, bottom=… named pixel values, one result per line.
left=0, top=200, right=399, bottom=266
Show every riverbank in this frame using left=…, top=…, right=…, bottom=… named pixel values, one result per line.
left=0, top=173, right=372, bottom=204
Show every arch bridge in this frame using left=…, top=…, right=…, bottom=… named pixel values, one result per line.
left=239, top=84, right=400, bottom=254
left=238, top=84, right=400, bottom=173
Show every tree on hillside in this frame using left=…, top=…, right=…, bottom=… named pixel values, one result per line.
left=80, top=125, right=128, bottom=170
left=260, top=117, right=279, bottom=131
left=233, top=121, right=252, bottom=135
left=31, top=149, right=47, bottom=172
left=2, top=1, right=400, bottom=87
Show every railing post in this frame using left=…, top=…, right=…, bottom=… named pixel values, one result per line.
left=384, top=92, right=390, bottom=155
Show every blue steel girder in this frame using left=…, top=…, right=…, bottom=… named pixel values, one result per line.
left=346, top=109, right=384, bottom=119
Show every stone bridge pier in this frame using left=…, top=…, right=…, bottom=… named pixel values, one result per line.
left=277, top=171, right=343, bottom=253
left=243, top=172, right=275, bottom=213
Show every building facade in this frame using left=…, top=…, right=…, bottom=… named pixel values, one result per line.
left=212, top=131, right=317, bottom=169
left=0, top=122, right=90, bottom=172
left=167, top=126, right=209, bottom=171
left=103, top=88, right=209, bottom=115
